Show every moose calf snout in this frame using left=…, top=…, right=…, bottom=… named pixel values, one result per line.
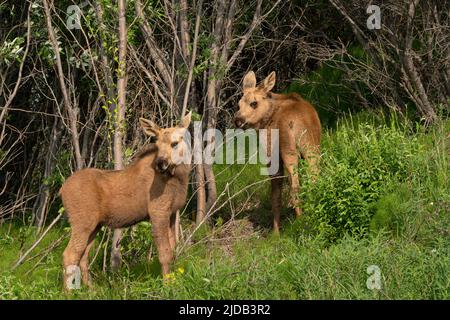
left=234, top=112, right=245, bottom=128
left=156, top=157, right=169, bottom=172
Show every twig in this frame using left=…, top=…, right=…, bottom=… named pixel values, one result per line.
left=24, top=233, right=68, bottom=276
left=12, top=212, right=64, bottom=270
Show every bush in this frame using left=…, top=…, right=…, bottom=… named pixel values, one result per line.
left=369, top=184, right=412, bottom=236
left=299, top=113, right=443, bottom=243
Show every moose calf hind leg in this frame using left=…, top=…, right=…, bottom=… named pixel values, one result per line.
left=283, top=155, right=302, bottom=218
left=63, top=230, right=91, bottom=291
left=288, top=173, right=302, bottom=217
left=79, top=227, right=99, bottom=288
left=110, top=228, right=123, bottom=271
left=271, top=176, right=283, bottom=234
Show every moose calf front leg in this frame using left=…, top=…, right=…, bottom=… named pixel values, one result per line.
left=151, top=215, right=173, bottom=277
left=168, top=211, right=177, bottom=252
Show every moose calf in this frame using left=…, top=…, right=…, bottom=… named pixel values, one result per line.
left=234, top=71, right=321, bottom=233
left=60, top=113, right=192, bottom=290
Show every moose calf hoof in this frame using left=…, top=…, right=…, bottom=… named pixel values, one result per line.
left=64, top=265, right=81, bottom=291
left=163, top=273, right=176, bottom=285
left=110, top=253, right=122, bottom=271
left=82, top=275, right=94, bottom=289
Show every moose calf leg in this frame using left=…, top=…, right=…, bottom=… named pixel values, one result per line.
left=79, top=228, right=99, bottom=288
left=168, top=212, right=177, bottom=252
left=288, top=173, right=301, bottom=217
left=63, top=229, right=90, bottom=291
left=305, top=151, right=320, bottom=182
left=271, top=175, right=283, bottom=234
left=283, top=155, right=302, bottom=217
left=151, top=216, right=173, bottom=277
left=110, top=228, right=123, bottom=271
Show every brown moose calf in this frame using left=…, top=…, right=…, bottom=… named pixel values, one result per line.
left=60, top=113, right=192, bottom=290
left=234, top=71, right=321, bottom=234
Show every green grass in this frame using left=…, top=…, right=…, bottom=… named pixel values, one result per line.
left=0, top=112, right=448, bottom=299
left=1, top=227, right=448, bottom=299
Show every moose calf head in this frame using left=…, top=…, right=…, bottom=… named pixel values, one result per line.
left=234, top=71, right=276, bottom=129
left=139, top=112, right=192, bottom=175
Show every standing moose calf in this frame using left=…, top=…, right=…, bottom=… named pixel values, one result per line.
left=234, top=71, right=321, bottom=233
left=60, top=113, right=192, bottom=290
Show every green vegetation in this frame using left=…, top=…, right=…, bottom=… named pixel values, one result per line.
left=299, top=113, right=449, bottom=244
left=1, top=112, right=448, bottom=299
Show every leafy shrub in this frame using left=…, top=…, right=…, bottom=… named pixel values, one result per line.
left=118, top=222, right=154, bottom=266
left=369, top=184, right=413, bottom=236
left=299, top=114, right=429, bottom=242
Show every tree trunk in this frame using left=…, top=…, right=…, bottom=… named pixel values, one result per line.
left=402, top=0, right=437, bottom=123
left=195, top=164, right=207, bottom=225
left=195, top=0, right=265, bottom=224
left=110, top=0, right=128, bottom=271
left=135, top=0, right=173, bottom=98
left=33, top=116, right=62, bottom=230
left=94, top=1, right=117, bottom=113
left=198, top=0, right=227, bottom=222
left=42, top=0, right=84, bottom=170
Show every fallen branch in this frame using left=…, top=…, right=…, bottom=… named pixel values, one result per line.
left=24, top=233, right=68, bottom=276
left=12, top=212, right=64, bottom=270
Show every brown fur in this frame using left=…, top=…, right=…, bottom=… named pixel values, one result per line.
left=234, top=71, right=321, bottom=233
left=60, top=113, right=192, bottom=290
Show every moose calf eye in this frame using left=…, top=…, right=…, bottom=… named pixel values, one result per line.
left=150, top=136, right=157, bottom=143
left=250, top=101, right=258, bottom=109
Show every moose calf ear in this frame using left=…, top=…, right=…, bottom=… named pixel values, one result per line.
left=259, top=71, right=276, bottom=93
left=243, top=71, right=257, bottom=91
left=139, top=118, right=160, bottom=137
left=179, top=111, right=192, bottom=128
